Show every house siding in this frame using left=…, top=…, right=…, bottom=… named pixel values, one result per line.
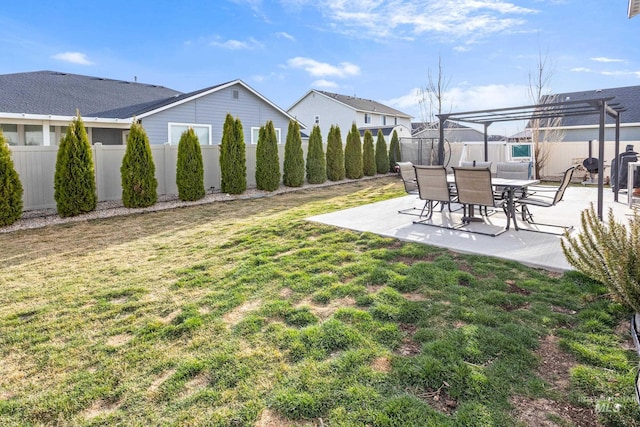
left=288, top=92, right=354, bottom=141
left=556, top=126, right=640, bottom=143
left=141, top=84, right=292, bottom=145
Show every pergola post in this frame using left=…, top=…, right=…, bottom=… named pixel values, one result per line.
left=614, top=114, right=621, bottom=202
left=438, top=115, right=446, bottom=165
left=597, top=101, right=606, bottom=220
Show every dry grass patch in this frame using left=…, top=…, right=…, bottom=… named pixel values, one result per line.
left=147, top=369, right=176, bottom=395
left=223, top=299, right=263, bottom=327
left=296, top=296, right=357, bottom=320
left=82, top=398, right=122, bottom=420
left=371, top=356, right=391, bottom=373
left=106, top=333, right=133, bottom=347
left=179, top=373, right=210, bottom=400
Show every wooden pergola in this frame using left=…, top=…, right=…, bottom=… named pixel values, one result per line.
left=436, top=97, right=626, bottom=220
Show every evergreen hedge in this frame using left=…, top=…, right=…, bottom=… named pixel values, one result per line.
left=306, top=125, right=326, bottom=184
left=326, top=125, right=345, bottom=181
left=344, top=123, right=363, bottom=179
left=389, top=130, right=401, bottom=172
left=0, top=129, right=23, bottom=226
left=220, top=114, right=247, bottom=194
left=121, top=122, right=157, bottom=208
left=176, top=127, right=205, bottom=201
left=362, top=130, right=376, bottom=176
left=283, top=120, right=304, bottom=187
left=375, top=129, right=389, bottom=174
left=54, top=113, right=97, bottom=217
left=255, top=121, right=281, bottom=191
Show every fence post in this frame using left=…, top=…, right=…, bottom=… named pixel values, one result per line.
left=93, top=143, right=105, bottom=201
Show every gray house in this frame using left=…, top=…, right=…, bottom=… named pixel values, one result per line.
left=0, top=70, right=301, bottom=146
left=287, top=89, right=412, bottom=142
left=535, top=85, right=640, bottom=142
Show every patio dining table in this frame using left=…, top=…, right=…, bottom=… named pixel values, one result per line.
left=447, top=174, right=540, bottom=231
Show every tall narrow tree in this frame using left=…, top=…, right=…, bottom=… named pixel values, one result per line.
left=255, top=121, right=281, bottom=191
left=176, top=127, right=205, bottom=201
left=306, top=125, right=326, bottom=184
left=344, top=123, right=363, bottom=179
left=388, top=130, right=401, bottom=172
left=220, top=114, right=247, bottom=194
left=0, top=129, right=23, bottom=226
left=121, top=122, right=157, bottom=208
left=54, top=112, right=97, bottom=217
left=362, top=130, right=376, bottom=176
left=375, top=130, right=389, bottom=174
left=326, top=125, right=345, bottom=181
left=283, top=120, right=304, bottom=187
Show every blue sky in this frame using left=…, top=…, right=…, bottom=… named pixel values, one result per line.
left=1, top=0, right=638, bottom=135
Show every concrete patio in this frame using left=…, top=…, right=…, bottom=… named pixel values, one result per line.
left=308, top=185, right=637, bottom=272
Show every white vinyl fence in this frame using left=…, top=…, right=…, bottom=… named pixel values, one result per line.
left=399, top=139, right=640, bottom=180
left=11, top=143, right=307, bottom=211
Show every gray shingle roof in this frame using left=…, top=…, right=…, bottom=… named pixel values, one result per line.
left=0, top=70, right=183, bottom=118
left=542, top=85, right=640, bottom=126
left=317, top=90, right=411, bottom=118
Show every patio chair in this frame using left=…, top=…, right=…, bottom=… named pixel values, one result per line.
left=515, top=166, right=576, bottom=234
left=460, top=160, right=492, bottom=170
left=396, top=162, right=418, bottom=194
left=396, top=161, right=421, bottom=215
left=412, top=165, right=459, bottom=226
left=496, top=161, right=531, bottom=198
left=452, top=166, right=509, bottom=236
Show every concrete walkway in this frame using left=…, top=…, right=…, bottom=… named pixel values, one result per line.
left=308, top=186, right=636, bottom=272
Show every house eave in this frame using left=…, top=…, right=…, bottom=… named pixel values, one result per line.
left=629, top=0, right=640, bottom=18
left=0, top=112, right=133, bottom=127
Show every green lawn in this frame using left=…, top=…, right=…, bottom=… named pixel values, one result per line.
left=0, top=176, right=638, bottom=426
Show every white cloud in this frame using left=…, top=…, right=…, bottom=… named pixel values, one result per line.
left=286, top=0, right=538, bottom=42
left=210, top=37, right=262, bottom=49
left=591, top=57, right=625, bottom=63
left=312, top=79, right=339, bottom=88
left=287, top=57, right=360, bottom=78
left=571, top=67, right=592, bottom=72
left=275, top=31, right=296, bottom=41
left=51, top=51, right=93, bottom=65
left=386, top=83, right=530, bottom=135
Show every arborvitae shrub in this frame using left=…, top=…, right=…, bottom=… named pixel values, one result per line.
left=121, top=122, right=157, bottom=208
left=255, top=121, right=281, bottom=191
left=54, top=113, right=97, bottom=217
left=220, top=114, right=247, bottom=194
left=326, top=125, right=345, bottom=181
left=362, top=130, right=376, bottom=176
left=375, top=130, right=389, bottom=174
left=176, top=127, right=205, bottom=201
left=0, top=129, right=23, bottom=226
left=389, top=130, right=401, bottom=172
left=306, top=125, right=326, bottom=184
left=344, top=123, right=363, bottom=179
left=283, top=120, right=304, bottom=187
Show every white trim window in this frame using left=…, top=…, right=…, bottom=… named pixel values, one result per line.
left=168, top=122, right=212, bottom=145
left=251, top=126, right=282, bottom=144
left=364, top=113, right=371, bottom=124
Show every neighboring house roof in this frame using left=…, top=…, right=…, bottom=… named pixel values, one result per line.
left=358, top=125, right=402, bottom=137
left=289, top=89, right=412, bottom=119
left=411, top=120, right=471, bottom=134
left=630, top=0, right=640, bottom=18
left=0, top=71, right=301, bottom=126
left=0, top=70, right=181, bottom=118
left=537, top=85, right=640, bottom=127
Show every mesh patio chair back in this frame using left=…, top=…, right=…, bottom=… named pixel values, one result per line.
left=496, top=162, right=530, bottom=180
left=453, top=167, right=496, bottom=207
left=396, top=162, right=417, bottom=194
left=460, top=160, right=492, bottom=170
left=414, top=165, right=451, bottom=203
left=552, top=166, right=576, bottom=205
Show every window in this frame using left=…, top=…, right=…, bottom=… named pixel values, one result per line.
left=510, top=143, right=533, bottom=160
left=394, top=117, right=397, bottom=125
left=314, top=115, right=320, bottom=124
left=232, top=90, right=239, bottom=99
left=251, top=126, right=282, bottom=144
left=25, top=125, right=43, bottom=146
left=168, top=123, right=212, bottom=145
left=383, top=116, right=387, bottom=126
left=1, top=124, right=18, bottom=145
left=364, top=113, right=371, bottom=124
